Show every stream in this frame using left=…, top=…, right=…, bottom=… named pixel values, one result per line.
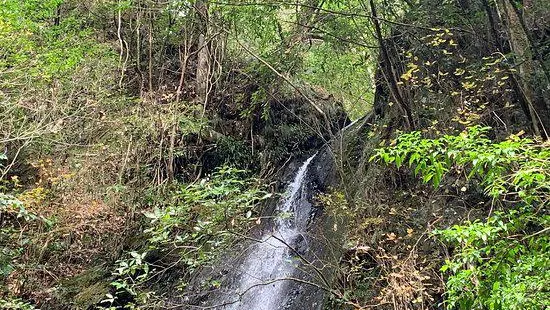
left=206, top=152, right=330, bottom=310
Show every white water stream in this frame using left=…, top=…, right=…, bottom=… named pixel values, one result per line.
left=226, top=153, right=318, bottom=309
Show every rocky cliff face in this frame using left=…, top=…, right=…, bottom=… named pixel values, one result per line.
left=201, top=91, right=348, bottom=177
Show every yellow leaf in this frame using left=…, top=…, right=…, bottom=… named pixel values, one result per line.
left=454, top=68, right=465, bottom=76
left=461, top=81, right=476, bottom=89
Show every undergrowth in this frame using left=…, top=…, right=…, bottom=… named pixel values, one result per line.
left=0, top=1, right=212, bottom=305
left=373, top=126, right=549, bottom=309
left=99, top=167, right=272, bottom=309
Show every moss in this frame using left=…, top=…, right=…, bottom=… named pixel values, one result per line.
left=74, top=281, right=110, bottom=308
left=49, top=267, right=111, bottom=309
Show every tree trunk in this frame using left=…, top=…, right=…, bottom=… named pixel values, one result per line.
left=369, top=0, right=415, bottom=129
left=498, top=0, right=549, bottom=137
left=490, top=0, right=546, bottom=136
left=195, top=0, right=210, bottom=105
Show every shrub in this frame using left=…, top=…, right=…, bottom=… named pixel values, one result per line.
left=145, top=166, right=272, bottom=268
left=372, top=126, right=550, bottom=309
left=102, top=167, right=272, bottom=308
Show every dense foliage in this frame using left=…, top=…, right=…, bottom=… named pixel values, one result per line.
left=0, top=0, right=549, bottom=309
left=100, top=167, right=271, bottom=309
left=374, top=127, right=549, bottom=309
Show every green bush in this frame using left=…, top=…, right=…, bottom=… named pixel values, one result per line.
left=0, top=298, right=36, bottom=310
left=145, top=167, right=271, bottom=267
left=372, top=126, right=550, bottom=309
left=0, top=193, right=48, bottom=308
left=102, top=167, right=272, bottom=308
left=0, top=0, right=112, bottom=83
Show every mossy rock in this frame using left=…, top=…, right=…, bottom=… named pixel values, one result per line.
left=46, top=267, right=111, bottom=309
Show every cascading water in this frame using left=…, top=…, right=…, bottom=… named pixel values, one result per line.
left=192, top=121, right=358, bottom=310
left=217, top=153, right=319, bottom=310
left=195, top=122, right=359, bottom=310
left=276, top=153, right=317, bottom=230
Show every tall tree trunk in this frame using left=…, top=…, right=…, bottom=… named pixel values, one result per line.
left=295, top=0, right=325, bottom=44
left=195, top=0, right=210, bottom=106
left=483, top=0, right=535, bottom=129
left=497, top=0, right=549, bottom=137
left=54, top=4, right=61, bottom=26
left=369, top=0, right=415, bottom=129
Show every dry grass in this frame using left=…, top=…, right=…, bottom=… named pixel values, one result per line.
left=6, top=154, right=129, bottom=302
left=374, top=246, right=440, bottom=310
left=326, top=138, right=471, bottom=310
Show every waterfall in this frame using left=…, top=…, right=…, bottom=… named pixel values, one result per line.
left=277, top=153, right=317, bottom=230
left=201, top=122, right=359, bottom=309
left=222, top=153, right=319, bottom=310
